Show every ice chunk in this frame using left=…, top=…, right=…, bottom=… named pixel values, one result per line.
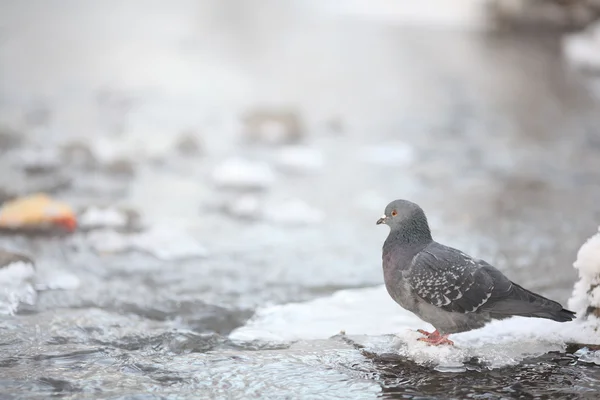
left=0, top=259, right=37, bottom=315
left=574, top=347, right=600, bottom=365
left=212, top=158, right=276, bottom=190
left=263, top=198, right=324, bottom=226
left=275, top=146, right=324, bottom=173
left=86, top=229, right=132, bottom=254
left=130, top=227, right=208, bottom=261
left=223, top=194, right=262, bottom=219
left=86, top=227, right=208, bottom=261
left=79, top=206, right=129, bottom=230
left=34, top=265, right=81, bottom=291
left=568, top=226, right=600, bottom=318
left=361, top=142, right=415, bottom=166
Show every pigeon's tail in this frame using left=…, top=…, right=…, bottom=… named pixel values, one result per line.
left=488, top=282, right=576, bottom=322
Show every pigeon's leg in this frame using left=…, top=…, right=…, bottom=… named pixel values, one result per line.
left=417, top=329, right=433, bottom=337
left=417, top=330, right=454, bottom=346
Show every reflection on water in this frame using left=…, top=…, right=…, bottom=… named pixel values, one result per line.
left=1, top=1, right=600, bottom=399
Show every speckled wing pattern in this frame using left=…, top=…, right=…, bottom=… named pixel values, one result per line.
left=406, top=243, right=503, bottom=314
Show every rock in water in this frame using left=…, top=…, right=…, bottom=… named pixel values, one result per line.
left=377, top=199, right=576, bottom=346
left=0, top=250, right=36, bottom=315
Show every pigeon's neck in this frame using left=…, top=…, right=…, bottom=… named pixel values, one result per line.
left=383, top=221, right=432, bottom=254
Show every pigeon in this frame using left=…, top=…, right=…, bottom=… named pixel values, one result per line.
left=377, top=199, right=576, bottom=346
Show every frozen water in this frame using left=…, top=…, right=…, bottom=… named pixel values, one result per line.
left=79, top=206, right=129, bottom=229
left=562, top=21, right=600, bottom=73
left=130, top=226, right=209, bottom=261
left=85, top=226, right=208, bottom=260
left=568, top=225, right=600, bottom=318
left=85, top=229, right=130, bottom=254
left=274, top=146, right=324, bottom=173
left=0, top=260, right=37, bottom=315
left=574, top=347, right=600, bottom=365
left=224, top=194, right=262, bottom=219
left=211, top=158, right=277, bottom=190
left=263, top=198, right=325, bottom=226
left=231, top=284, right=600, bottom=371
left=34, top=262, right=81, bottom=291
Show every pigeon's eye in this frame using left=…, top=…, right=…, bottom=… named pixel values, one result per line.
left=391, top=210, right=398, bottom=217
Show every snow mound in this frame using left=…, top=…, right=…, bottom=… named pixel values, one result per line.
left=568, top=226, right=600, bottom=319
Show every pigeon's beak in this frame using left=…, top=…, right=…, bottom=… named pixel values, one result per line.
left=376, top=215, right=387, bottom=225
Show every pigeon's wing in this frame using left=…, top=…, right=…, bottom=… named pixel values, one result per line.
left=406, top=243, right=508, bottom=314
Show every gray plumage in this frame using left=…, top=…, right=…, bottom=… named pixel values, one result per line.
left=377, top=199, right=575, bottom=335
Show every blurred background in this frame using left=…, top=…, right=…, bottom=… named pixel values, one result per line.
left=1, top=0, right=600, bottom=398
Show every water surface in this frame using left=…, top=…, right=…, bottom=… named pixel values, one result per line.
left=1, top=1, right=600, bottom=399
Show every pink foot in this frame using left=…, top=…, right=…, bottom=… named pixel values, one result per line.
left=416, top=329, right=454, bottom=346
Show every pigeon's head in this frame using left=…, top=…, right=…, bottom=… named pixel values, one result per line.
left=376, top=199, right=429, bottom=231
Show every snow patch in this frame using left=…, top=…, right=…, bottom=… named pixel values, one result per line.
left=568, top=226, right=600, bottom=318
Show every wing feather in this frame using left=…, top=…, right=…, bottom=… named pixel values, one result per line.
left=407, top=244, right=498, bottom=314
